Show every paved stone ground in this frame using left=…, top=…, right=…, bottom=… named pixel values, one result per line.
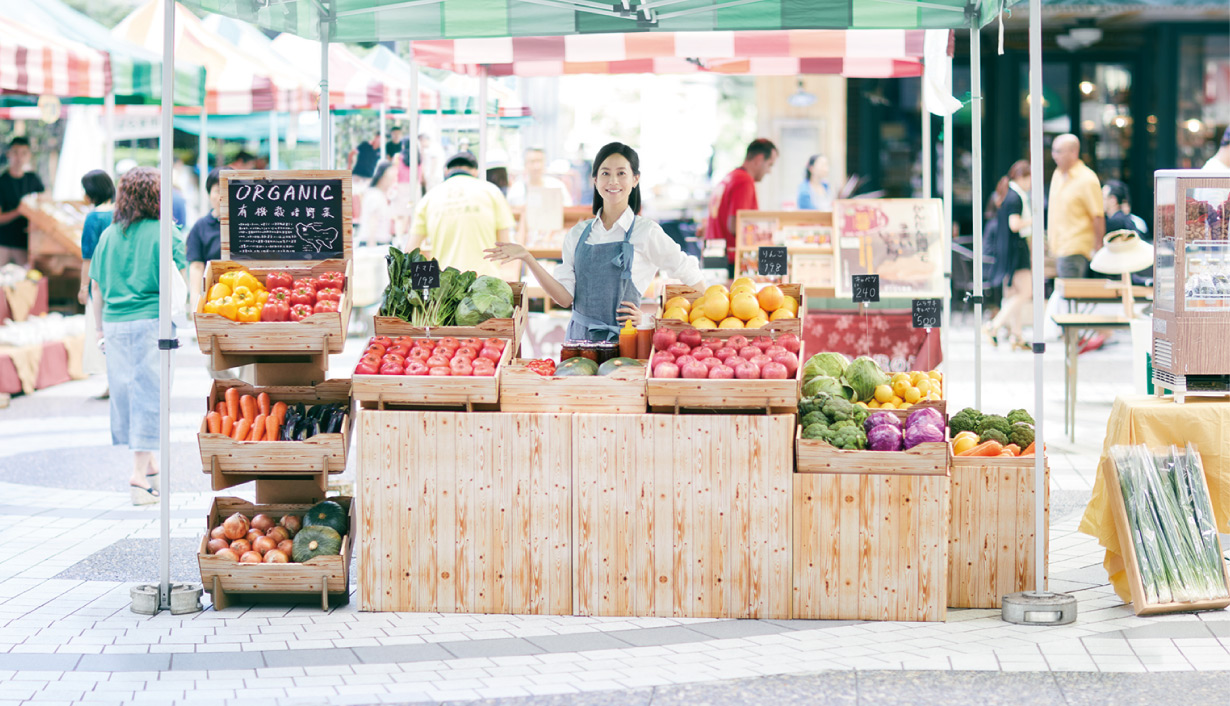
left=1, top=312, right=1227, bottom=706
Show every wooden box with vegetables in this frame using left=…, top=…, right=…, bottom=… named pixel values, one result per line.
left=373, top=247, right=527, bottom=346
left=501, top=356, right=647, bottom=414
left=199, top=497, right=354, bottom=610
left=645, top=327, right=804, bottom=412
left=198, top=380, right=352, bottom=489
left=350, top=335, right=511, bottom=409
left=657, top=281, right=804, bottom=337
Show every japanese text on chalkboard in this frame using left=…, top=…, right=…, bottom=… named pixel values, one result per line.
left=758, top=246, right=787, bottom=276
left=852, top=274, right=880, bottom=303
left=912, top=299, right=942, bottom=329
left=227, top=178, right=345, bottom=261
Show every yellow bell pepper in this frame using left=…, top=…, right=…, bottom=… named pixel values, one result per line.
left=203, top=299, right=220, bottom=315
left=208, top=282, right=232, bottom=301
left=237, top=304, right=262, bottom=322
left=218, top=271, right=243, bottom=290
left=256, top=290, right=270, bottom=306
left=208, top=296, right=238, bottom=321
left=235, top=272, right=261, bottom=292
left=231, top=286, right=257, bottom=307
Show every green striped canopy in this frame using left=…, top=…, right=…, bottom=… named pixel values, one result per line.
left=181, top=0, right=1001, bottom=43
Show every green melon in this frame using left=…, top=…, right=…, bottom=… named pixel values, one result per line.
left=555, top=357, right=598, bottom=377
left=302, top=500, right=348, bottom=536
left=598, top=357, right=643, bottom=376
left=291, top=526, right=342, bottom=563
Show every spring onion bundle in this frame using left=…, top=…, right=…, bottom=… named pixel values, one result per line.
left=1110, top=443, right=1229, bottom=605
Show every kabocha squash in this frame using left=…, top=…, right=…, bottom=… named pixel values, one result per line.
left=291, top=525, right=342, bottom=563
left=303, top=500, right=348, bottom=536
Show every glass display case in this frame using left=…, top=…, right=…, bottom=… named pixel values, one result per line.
left=1152, top=170, right=1230, bottom=402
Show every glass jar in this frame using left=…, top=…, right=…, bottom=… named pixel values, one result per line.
left=595, top=341, right=620, bottom=364
left=560, top=340, right=585, bottom=361
left=579, top=342, right=600, bottom=362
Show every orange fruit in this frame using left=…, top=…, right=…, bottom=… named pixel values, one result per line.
left=692, top=316, right=717, bottom=329
left=703, top=292, right=730, bottom=321
left=730, top=293, right=760, bottom=321
left=746, top=315, right=769, bottom=328
left=729, top=284, right=756, bottom=299
left=757, top=285, right=784, bottom=312
left=705, top=284, right=729, bottom=298
left=769, top=308, right=795, bottom=321
left=662, top=306, right=689, bottom=322
left=731, top=277, right=755, bottom=290
left=718, top=317, right=744, bottom=329
left=689, top=306, right=709, bottom=324
left=778, top=296, right=799, bottom=315
left=664, top=296, right=692, bottom=313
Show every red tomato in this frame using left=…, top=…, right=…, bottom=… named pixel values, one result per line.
left=439, top=337, right=460, bottom=348
left=404, top=361, right=429, bottom=376
left=415, top=339, right=436, bottom=349
left=379, top=362, right=405, bottom=375
left=381, top=353, right=406, bottom=367
left=426, top=355, right=450, bottom=368
left=484, top=338, right=507, bottom=351
left=479, top=347, right=503, bottom=363
left=428, top=367, right=452, bottom=376
left=450, top=363, right=474, bottom=377
left=410, top=348, right=432, bottom=361
left=360, top=354, right=382, bottom=368
left=365, top=344, right=386, bottom=357
left=472, top=364, right=496, bottom=377
left=386, top=345, right=411, bottom=358
left=355, top=360, right=379, bottom=375
left=436, top=342, right=459, bottom=354
left=452, top=348, right=476, bottom=362
left=370, top=336, right=393, bottom=348
left=395, top=336, right=416, bottom=347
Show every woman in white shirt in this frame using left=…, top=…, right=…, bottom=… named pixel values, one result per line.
left=486, top=142, right=703, bottom=341
left=360, top=160, right=397, bottom=245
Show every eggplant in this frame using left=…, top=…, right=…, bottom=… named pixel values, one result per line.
left=292, top=402, right=307, bottom=419
left=280, top=410, right=300, bottom=441
left=325, top=408, right=346, bottom=434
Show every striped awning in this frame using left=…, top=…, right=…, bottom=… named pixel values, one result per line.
left=270, top=33, right=439, bottom=111
left=0, top=15, right=110, bottom=99
left=412, top=29, right=930, bottom=78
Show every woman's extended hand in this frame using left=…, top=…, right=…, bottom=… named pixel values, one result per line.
left=484, top=242, right=529, bottom=264
left=616, top=300, right=641, bottom=326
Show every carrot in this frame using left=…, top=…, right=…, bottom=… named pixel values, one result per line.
left=272, top=401, right=287, bottom=425
left=1004, top=444, right=1021, bottom=457
left=206, top=412, right=222, bottom=435
left=999, top=450, right=1016, bottom=457
left=215, top=401, right=226, bottom=417
left=240, top=394, right=257, bottom=423
left=265, top=415, right=279, bottom=442
left=233, top=418, right=250, bottom=441
left=251, top=414, right=266, bottom=442
left=957, top=440, right=1003, bottom=457
left=257, top=392, right=271, bottom=417
left=1021, top=442, right=1036, bottom=456
left=221, top=415, right=234, bottom=437
left=225, top=387, right=240, bottom=420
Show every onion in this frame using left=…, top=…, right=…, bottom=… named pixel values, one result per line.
left=267, top=526, right=290, bottom=543
left=210, top=526, right=227, bottom=541
left=279, top=515, right=302, bottom=536
left=251, top=514, right=276, bottom=533
left=253, top=536, right=278, bottom=555
left=239, top=551, right=263, bottom=563
left=213, top=548, right=239, bottom=562
left=207, top=538, right=230, bottom=554
left=263, top=549, right=289, bottom=563
left=246, top=528, right=264, bottom=544
left=222, top=513, right=249, bottom=540
left=277, top=539, right=294, bottom=555
left=229, top=538, right=251, bottom=555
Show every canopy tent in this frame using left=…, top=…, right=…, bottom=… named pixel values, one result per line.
left=412, top=29, right=929, bottom=78
left=363, top=44, right=444, bottom=96
left=270, top=33, right=439, bottom=111
left=0, top=0, right=204, bottom=106
left=0, top=16, right=110, bottom=100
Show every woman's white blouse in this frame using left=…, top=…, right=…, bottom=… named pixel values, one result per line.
left=552, top=206, right=702, bottom=297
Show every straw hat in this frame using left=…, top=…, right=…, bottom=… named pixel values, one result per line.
left=1091, top=229, right=1154, bottom=275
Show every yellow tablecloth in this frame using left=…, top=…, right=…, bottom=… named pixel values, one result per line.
left=1079, top=395, right=1230, bottom=602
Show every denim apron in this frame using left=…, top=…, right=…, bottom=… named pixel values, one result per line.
left=566, top=215, right=639, bottom=342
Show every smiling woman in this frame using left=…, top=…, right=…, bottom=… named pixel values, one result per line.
left=485, top=142, right=705, bottom=342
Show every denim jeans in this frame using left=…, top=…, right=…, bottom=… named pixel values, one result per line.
left=102, top=318, right=160, bottom=451
left=1055, top=254, right=1090, bottom=279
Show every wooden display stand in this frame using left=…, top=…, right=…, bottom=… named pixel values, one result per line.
left=356, top=411, right=573, bottom=614
left=948, top=456, right=1049, bottom=609
left=645, top=329, right=804, bottom=413
left=351, top=341, right=512, bottom=410
left=372, top=281, right=528, bottom=346
left=500, top=361, right=647, bottom=414
left=572, top=414, right=794, bottom=619
left=732, top=210, right=836, bottom=297
left=658, top=283, right=805, bottom=337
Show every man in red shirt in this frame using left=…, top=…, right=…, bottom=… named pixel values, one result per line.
left=705, top=138, right=777, bottom=276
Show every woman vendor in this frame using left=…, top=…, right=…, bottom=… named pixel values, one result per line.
left=485, top=142, right=704, bottom=341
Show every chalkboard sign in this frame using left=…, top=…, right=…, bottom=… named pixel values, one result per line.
left=758, top=246, right=787, bottom=276
left=852, top=274, right=880, bottom=303
left=226, top=177, right=345, bottom=260
left=410, top=260, right=440, bottom=290
left=912, top=298, right=942, bottom=329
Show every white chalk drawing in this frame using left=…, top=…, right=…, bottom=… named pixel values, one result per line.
left=295, top=222, right=340, bottom=252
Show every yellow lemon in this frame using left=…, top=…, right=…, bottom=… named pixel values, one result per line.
left=899, top=402, right=913, bottom=410
left=874, top=384, right=893, bottom=403
left=891, top=378, right=911, bottom=397
left=729, top=284, right=756, bottom=299
left=868, top=400, right=881, bottom=409
left=731, top=277, right=755, bottom=290
left=891, top=371, right=911, bottom=384
left=903, top=387, right=922, bottom=404
left=928, top=370, right=942, bottom=381
left=855, top=401, right=869, bottom=408
left=890, top=395, right=903, bottom=405
left=705, top=284, right=729, bottom=298
left=757, top=285, right=785, bottom=312
left=692, top=316, right=717, bottom=329
left=778, top=296, right=799, bottom=315
left=915, top=379, right=933, bottom=396
left=718, top=316, right=744, bottom=329
left=664, top=296, right=692, bottom=313
left=730, top=293, right=760, bottom=321
left=689, top=306, right=709, bottom=324
left=910, top=371, right=928, bottom=385
left=928, top=391, right=943, bottom=401
left=662, top=306, right=689, bottom=322
left=769, top=308, right=795, bottom=321
left=703, top=292, right=731, bottom=321
left=880, top=401, right=897, bottom=410
left=746, top=315, right=769, bottom=328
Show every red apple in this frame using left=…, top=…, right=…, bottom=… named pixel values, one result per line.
left=654, top=362, right=680, bottom=378
left=652, top=328, right=677, bottom=351
left=739, top=345, right=761, bottom=360
left=708, top=365, right=735, bottom=379
left=714, top=347, right=737, bottom=362
left=727, top=335, right=750, bottom=350
left=678, top=329, right=703, bottom=348
left=668, top=342, right=692, bottom=357
left=682, top=362, right=709, bottom=379
left=754, top=336, right=774, bottom=351
left=651, top=351, right=676, bottom=368
left=776, top=333, right=801, bottom=353
left=702, top=357, right=724, bottom=370
left=750, top=354, right=773, bottom=368
left=704, top=338, right=724, bottom=349
left=761, top=362, right=789, bottom=379
left=771, top=352, right=799, bottom=377
left=765, top=345, right=787, bottom=358
left=691, top=347, right=713, bottom=361
left=674, top=355, right=696, bottom=369
left=735, top=362, right=760, bottom=379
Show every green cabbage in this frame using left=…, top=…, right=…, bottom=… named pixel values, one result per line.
left=802, top=352, right=850, bottom=383
left=841, top=356, right=889, bottom=403
left=802, top=375, right=846, bottom=399
left=455, top=276, right=514, bottom=326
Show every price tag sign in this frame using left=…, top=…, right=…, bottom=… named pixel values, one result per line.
left=912, top=298, right=942, bottom=329
left=758, top=246, right=787, bottom=276
left=852, top=274, right=880, bottom=303
left=410, top=260, right=440, bottom=290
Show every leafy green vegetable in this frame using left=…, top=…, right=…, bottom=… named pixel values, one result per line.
left=802, top=375, right=847, bottom=400
left=456, top=276, right=514, bottom=326
left=841, top=356, right=889, bottom=403
left=800, top=411, right=827, bottom=429
left=802, top=352, right=849, bottom=382
left=949, top=407, right=983, bottom=436
left=1008, top=423, right=1035, bottom=449
left=801, top=423, right=828, bottom=440
left=1007, top=409, right=1035, bottom=426
left=979, top=429, right=1009, bottom=446
left=976, top=414, right=1011, bottom=437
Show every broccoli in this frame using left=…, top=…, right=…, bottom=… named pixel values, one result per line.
left=798, top=395, right=829, bottom=417
left=949, top=407, right=983, bottom=436
left=976, top=414, right=1012, bottom=436
left=822, top=396, right=855, bottom=423
left=979, top=428, right=1009, bottom=446
left=826, top=425, right=867, bottom=450
left=800, top=411, right=827, bottom=429
left=853, top=407, right=869, bottom=426
left=802, top=423, right=828, bottom=440
left=830, top=419, right=856, bottom=431
left=1008, top=423, right=1035, bottom=449
left=1007, top=409, right=1035, bottom=426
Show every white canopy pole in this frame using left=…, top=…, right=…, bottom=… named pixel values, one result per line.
left=157, top=0, right=175, bottom=611
left=319, top=16, right=331, bottom=169
left=104, top=92, right=115, bottom=177
left=1029, top=0, right=1046, bottom=595
left=478, top=66, right=488, bottom=175
left=269, top=111, right=279, bottom=170
left=970, top=23, right=984, bottom=411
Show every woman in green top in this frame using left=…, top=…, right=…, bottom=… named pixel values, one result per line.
left=90, top=167, right=188, bottom=505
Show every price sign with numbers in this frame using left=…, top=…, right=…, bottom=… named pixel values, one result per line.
left=911, top=298, right=942, bottom=329
left=852, top=274, right=880, bottom=303
left=758, top=246, right=787, bottom=276
left=410, top=260, right=440, bottom=290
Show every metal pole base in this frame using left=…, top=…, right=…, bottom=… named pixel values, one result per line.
left=130, top=583, right=204, bottom=616
left=1001, top=591, right=1078, bottom=625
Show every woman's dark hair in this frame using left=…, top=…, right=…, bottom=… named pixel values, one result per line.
left=590, top=142, right=641, bottom=215
left=81, top=170, right=114, bottom=206
left=113, top=167, right=161, bottom=231
left=205, top=168, right=222, bottom=194
left=987, top=159, right=1031, bottom=220
left=1104, top=179, right=1130, bottom=208
left=804, top=154, right=826, bottom=182
left=486, top=166, right=509, bottom=194
left=369, top=160, right=395, bottom=191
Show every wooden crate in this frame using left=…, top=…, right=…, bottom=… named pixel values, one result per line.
left=883, top=400, right=946, bottom=425
left=373, top=282, right=528, bottom=346
left=948, top=456, right=1049, bottom=609
left=645, top=330, right=804, bottom=412
left=658, top=283, right=804, bottom=337
left=197, top=380, right=352, bottom=492
left=793, top=469, right=950, bottom=621
left=194, top=259, right=353, bottom=356
left=350, top=339, right=511, bottom=409
left=572, top=414, right=794, bottom=619
left=499, top=360, right=647, bottom=414
left=356, top=411, right=572, bottom=614
left=1103, top=456, right=1230, bottom=616
left=198, top=496, right=354, bottom=611
left=795, top=428, right=949, bottom=475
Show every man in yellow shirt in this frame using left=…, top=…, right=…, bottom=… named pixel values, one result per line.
left=1047, top=134, right=1105, bottom=278
left=410, top=152, right=515, bottom=278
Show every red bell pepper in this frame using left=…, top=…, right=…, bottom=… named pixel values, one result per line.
left=290, top=303, right=313, bottom=322
left=265, top=271, right=294, bottom=291
left=292, top=278, right=316, bottom=292
left=315, top=287, right=342, bottom=303
left=290, top=286, right=315, bottom=306
left=260, top=300, right=289, bottom=322
left=268, top=286, right=292, bottom=299
left=313, top=300, right=340, bottom=314
left=316, top=271, right=345, bottom=291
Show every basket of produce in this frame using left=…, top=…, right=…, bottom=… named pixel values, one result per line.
left=657, top=280, right=803, bottom=336
left=794, top=389, right=949, bottom=474
left=373, top=247, right=526, bottom=343
left=198, top=380, right=351, bottom=488
left=645, top=327, right=803, bottom=412
left=948, top=407, right=1037, bottom=459
left=800, top=351, right=944, bottom=412
left=199, top=497, right=353, bottom=610
left=194, top=260, right=352, bottom=355
left=501, top=355, right=647, bottom=413
left=350, top=334, right=511, bottom=408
